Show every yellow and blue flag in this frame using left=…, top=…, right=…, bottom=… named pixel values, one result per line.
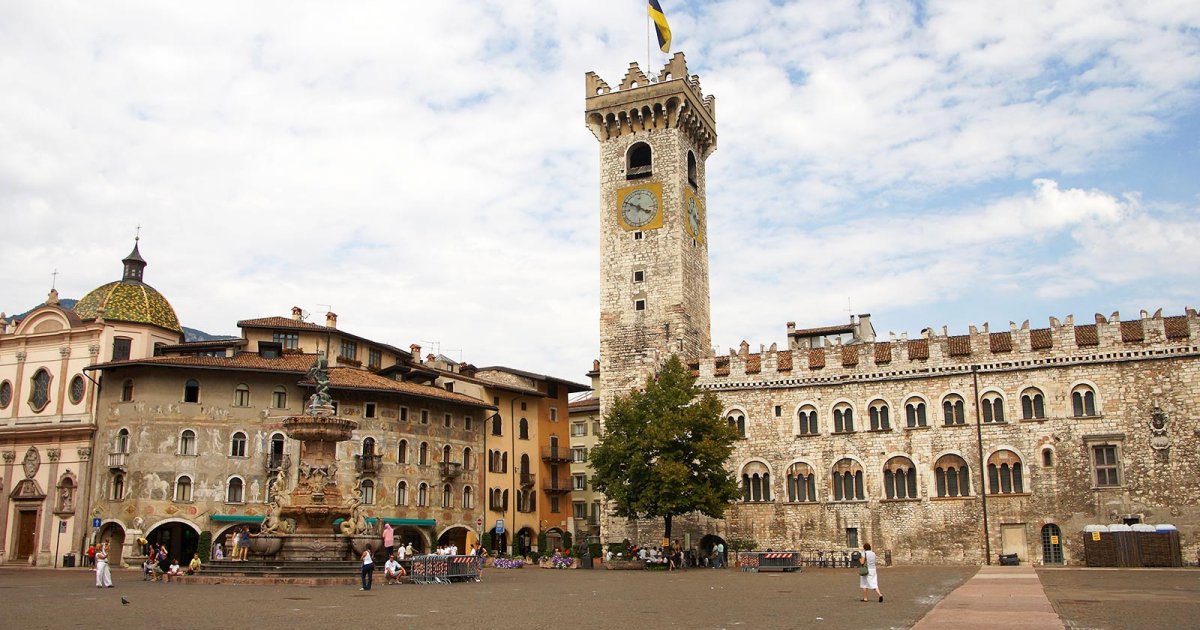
left=648, top=0, right=671, bottom=53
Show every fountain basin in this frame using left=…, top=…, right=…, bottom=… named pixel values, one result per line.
left=282, top=415, right=359, bottom=442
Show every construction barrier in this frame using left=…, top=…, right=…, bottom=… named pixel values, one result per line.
left=739, top=552, right=802, bottom=573
left=409, top=555, right=480, bottom=584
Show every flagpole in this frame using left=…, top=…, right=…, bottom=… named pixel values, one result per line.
left=646, top=12, right=651, bottom=77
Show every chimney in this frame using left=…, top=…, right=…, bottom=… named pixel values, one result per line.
left=291, top=306, right=303, bottom=321
left=325, top=312, right=337, bottom=329
left=855, top=314, right=875, bottom=343
left=410, top=344, right=421, bottom=361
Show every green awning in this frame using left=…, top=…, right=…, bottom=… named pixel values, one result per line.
left=381, top=518, right=436, bottom=527
left=210, top=515, right=265, bottom=523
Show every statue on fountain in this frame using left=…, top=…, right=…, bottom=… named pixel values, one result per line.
left=306, top=354, right=334, bottom=416
left=339, top=487, right=373, bottom=536
left=259, top=472, right=293, bottom=535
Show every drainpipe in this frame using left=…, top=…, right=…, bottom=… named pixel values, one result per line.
left=510, top=395, right=522, bottom=555
left=972, top=365, right=992, bottom=565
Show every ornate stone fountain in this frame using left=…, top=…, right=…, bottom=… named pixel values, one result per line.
left=247, top=356, right=382, bottom=561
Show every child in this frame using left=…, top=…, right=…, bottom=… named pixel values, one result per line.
left=166, top=559, right=181, bottom=582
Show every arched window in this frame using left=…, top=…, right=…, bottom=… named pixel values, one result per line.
left=491, top=414, right=502, bottom=436
left=883, top=456, right=918, bottom=499
left=230, top=431, right=247, bottom=457
left=934, top=454, right=971, bottom=497
left=362, top=437, right=376, bottom=457
left=501, top=451, right=508, bottom=473
left=519, top=418, right=529, bottom=439
left=269, top=433, right=285, bottom=469
left=462, top=447, right=473, bottom=470
left=869, top=400, right=890, bottom=431
left=226, top=477, right=245, bottom=503
left=121, top=379, right=134, bottom=402
left=981, top=393, right=1005, bottom=423
left=360, top=479, right=375, bottom=505
left=442, top=444, right=452, bottom=464
left=179, top=429, right=197, bottom=456
left=626, top=141, right=652, bottom=179
left=462, top=486, right=474, bottom=509
left=786, top=462, right=817, bottom=502
left=796, top=406, right=818, bottom=435
left=398, top=440, right=408, bottom=464
left=272, top=386, right=287, bottom=409
left=69, top=375, right=86, bottom=405
left=174, top=475, right=193, bottom=502
left=1072, top=385, right=1097, bottom=417
left=396, top=480, right=408, bottom=506
left=942, top=395, right=966, bottom=425
left=419, top=442, right=429, bottom=466
left=727, top=411, right=746, bottom=438
left=111, top=473, right=124, bottom=500
left=233, top=384, right=250, bottom=407
left=442, top=484, right=452, bottom=508
left=29, top=368, right=51, bottom=412
left=183, top=379, right=201, bottom=403
left=1021, top=388, right=1046, bottom=419
left=833, top=403, right=855, bottom=433
left=417, top=483, right=429, bottom=507
left=740, top=462, right=772, bottom=502
left=831, top=458, right=865, bottom=501
left=905, top=398, right=927, bottom=428
left=687, top=149, right=697, bottom=187
left=520, top=453, right=531, bottom=475
left=987, top=450, right=1024, bottom=494
left=1042, top=448, right=1054, bottom=467
left=502, top=489, right=509, bottom=511
left=115, top=428, right=130, bottom=454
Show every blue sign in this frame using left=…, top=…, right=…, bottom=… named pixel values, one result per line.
left=92, top=518, right=101, bottom=528
left=495, top=519, right=505, bottom=534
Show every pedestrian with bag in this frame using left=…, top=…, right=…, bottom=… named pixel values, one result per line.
left=858, top=542, right=883, bottom=602
left=94, top=542, right=113, bottom=588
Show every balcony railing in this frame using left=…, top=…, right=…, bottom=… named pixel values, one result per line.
left=541, top=447, right=571, bottom=463
left=543, top=480, right=571, bottom=494
left=107, top=452, right=128, bottom=470
left=355, top=453, right=382, bottom=475
left=439, top=462, right=463, bottom=480
left=519, top=472, right=536, bottom=488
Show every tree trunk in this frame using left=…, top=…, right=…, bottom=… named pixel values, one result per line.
left=664, top=514, right=672, bottom=541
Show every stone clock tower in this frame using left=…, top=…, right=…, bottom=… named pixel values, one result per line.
left=585, top=52, right=717, bottom=412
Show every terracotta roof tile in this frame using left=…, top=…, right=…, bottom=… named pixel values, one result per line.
left=989, top=332, right=1012, bottom=353
left=237, top=316, right=329, bottom=331
left=320, top=368, right=494, bottom=409
left=874, top=342, right=892, bottom=364
left=808, top=348, right=825, bottom=369
left=1074, top=324, right=1098, bottom=346
left=1030, top=328, right=1053, bottom=350
left=90, top=352, right=317, bottom=373
left=1120, top=321, right=1145, bottom=343
left=714, top=356, right=730, bottom=377
left=841, top=346, right=858, bottom=367
left=790, top=324, right=854, bottom=337
left=776, top=352, right=793, bottom=371
left=568, top=396, right=599, bottom=411
left=907, top=339, right=929, bottom=360
left=745, top=354, right=761, bottom=374
left=1164, top=316, right=1190, bottom=340
left=947, top=335, right=971, bottom=356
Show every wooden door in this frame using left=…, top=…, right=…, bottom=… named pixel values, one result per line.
left=16, top=510, right=38, bottom=559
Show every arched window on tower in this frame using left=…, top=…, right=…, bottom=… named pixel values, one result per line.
left=687, top=150, right=698, bottom=188
left=626, top=142, right=652, bottom=179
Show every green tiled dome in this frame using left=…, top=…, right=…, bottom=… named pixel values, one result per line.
left=73, top=241, right=182, bottom=333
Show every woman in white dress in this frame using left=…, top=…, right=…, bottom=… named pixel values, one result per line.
left=95, top=542, right=113, bottom=588
left=859, top=542, right=883, bottom=602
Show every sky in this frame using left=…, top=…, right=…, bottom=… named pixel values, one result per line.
left=3, top=1, right=1199, bottom=385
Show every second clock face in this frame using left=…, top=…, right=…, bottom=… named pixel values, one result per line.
left=621, top=188, right=659, bottom=228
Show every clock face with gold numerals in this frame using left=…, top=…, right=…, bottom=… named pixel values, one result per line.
left=621, top=188, right=659, bottom=227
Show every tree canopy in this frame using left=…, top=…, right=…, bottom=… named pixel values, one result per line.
left=589, top=355, right=741, bottom=538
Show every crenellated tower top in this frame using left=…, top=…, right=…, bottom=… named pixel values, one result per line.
left=585, top=52, right=717, bottom=157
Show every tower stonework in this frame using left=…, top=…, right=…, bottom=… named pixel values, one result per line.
left=586, top=53, right=719, bottom=545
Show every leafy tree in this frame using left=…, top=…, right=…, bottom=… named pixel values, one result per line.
left=590, top=355, right=740, bottom=539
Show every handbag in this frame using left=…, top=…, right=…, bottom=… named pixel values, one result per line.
left=858, top=561, right=869, bottom=576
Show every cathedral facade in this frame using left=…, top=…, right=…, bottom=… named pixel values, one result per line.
left=588, top=53, right=1200, bottom=565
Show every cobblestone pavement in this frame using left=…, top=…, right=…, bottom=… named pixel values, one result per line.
left=1037, top=568, right=1200, bottom=630
left=0, top=565, right=976, bottom=630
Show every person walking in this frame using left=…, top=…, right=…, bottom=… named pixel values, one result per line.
left=859, top=542, right=884, bottom=603
left=359, top=548, right=374, bottom=591
left=382, top=523, right=394, bottom=559
left=94, top=542, right=113, bottom=588
left=715, top=541, right=725, bottom=569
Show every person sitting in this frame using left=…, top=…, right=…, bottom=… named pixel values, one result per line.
left=187, top=553, right=202, bottom=575
left=165, top=559, right=181, bottom=582
left=383, top=555, right=405, bottom=584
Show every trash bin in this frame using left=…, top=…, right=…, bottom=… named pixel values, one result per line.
left=998, top=553, right=1019, bottom=566
left=62, top=553, right=76, bottom=568
left=579, top=554, right=593, bottom=569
